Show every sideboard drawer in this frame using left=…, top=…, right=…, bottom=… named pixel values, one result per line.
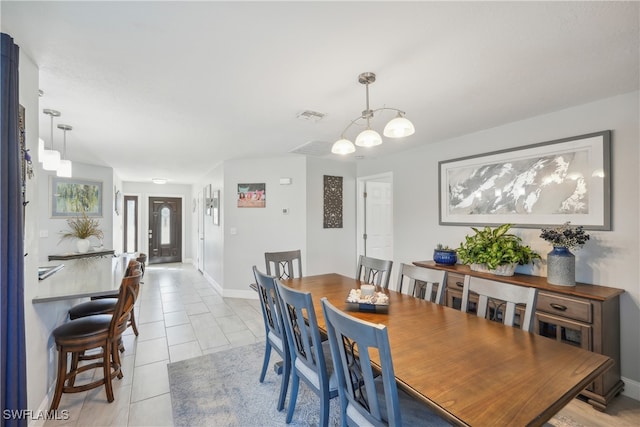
left=446, top=272, right=465, bottom=291
left=537, top=292, right=592, bottom=323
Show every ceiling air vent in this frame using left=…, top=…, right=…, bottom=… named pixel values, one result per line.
left=296, top=110, right=326, bottom=122
left=290, top=140, right=332, bottom=157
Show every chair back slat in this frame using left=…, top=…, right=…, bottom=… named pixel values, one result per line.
left=356, top=255, right=393, bottom=289
left=265, top=250, right=303, bottom=280
left=461, top=275, right=538, bottom=332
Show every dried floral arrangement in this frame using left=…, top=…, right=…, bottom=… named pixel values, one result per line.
left=540, top=222, right=590, bottom=250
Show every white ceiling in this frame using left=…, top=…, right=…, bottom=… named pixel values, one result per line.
left=2, top=1, right=638, bottom=184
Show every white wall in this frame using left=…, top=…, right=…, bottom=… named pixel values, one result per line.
left=221, top=156, right=308, bottom=297
left=357, top=91, right=640, bottom=394
left=122, top=181, right=193, bottom=262
left=194, top=156, right=358, bottom=300
left=306, top=157, right=357, bottom=277
left=37, top=162, right=114, bottom=262
left=198, top=164, right=224, bottom=289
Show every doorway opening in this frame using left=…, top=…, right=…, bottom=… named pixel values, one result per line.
left=149, top=197, right=182, bottom=264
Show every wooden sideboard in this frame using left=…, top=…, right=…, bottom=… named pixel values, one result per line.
left=413, top=261, right=625, bottom=411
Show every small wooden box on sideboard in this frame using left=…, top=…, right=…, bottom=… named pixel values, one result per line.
left=413, top=261, right=625, bottom=411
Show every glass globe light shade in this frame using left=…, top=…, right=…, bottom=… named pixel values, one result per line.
left=355, top=129, right=382, bottom=147
left=56, top=159, right=73, bottom=177
left=38, top=138, right=46, bottom=162
left=383, top=116, right=415, bottom=138
left=331, top=138, right=356, bottom=155
left=42, top=149, right=61, bottom=171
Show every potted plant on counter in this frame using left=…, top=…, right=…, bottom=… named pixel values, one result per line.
left=433, top=244, right=457, bottom=265
left=60, top=211, right=104, bottom=253
left=456, top=223, right=540, bottom=276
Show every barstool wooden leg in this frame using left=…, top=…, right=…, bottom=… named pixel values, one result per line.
left=129, top=309, right=139, bottom=336
left=112, top=341, right=123, bottom=380
left=67, top=351, right=80, bottom=387
left=103, top=343, right=114, bottom=403
left=50, top=347, right=67, bottom=411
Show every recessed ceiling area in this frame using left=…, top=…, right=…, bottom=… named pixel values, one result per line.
left=2, top=1, right=638, bottom=184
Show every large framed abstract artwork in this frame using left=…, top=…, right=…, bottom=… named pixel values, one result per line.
left=51, top=177, right=103, bottom=218
left=439, top=131, right=611, bottom=230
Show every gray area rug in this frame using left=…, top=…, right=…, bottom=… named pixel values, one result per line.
left=168, top=342, right=583, bottom=427
left=168, top=342, right=341, bottom=426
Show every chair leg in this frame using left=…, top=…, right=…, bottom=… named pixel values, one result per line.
left=260, top=342, right=272, bottom=383
left=112, top=340, right=123, bottom=380
left=103, top=343, right=115, bottom=403
left=67, top=351, right=80, bottom=387
left=277, top=354, right=290, bottom=412
left=129, top=309, right=139, bottom=336
left=49, top=347, right=67, bottom=411
left=286, top=373, right=300, bottom=423
left=320, top=388, right=330, bottom=427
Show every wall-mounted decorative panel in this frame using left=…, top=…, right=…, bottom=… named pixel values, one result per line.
left=323, top=175, right=343, bottom=228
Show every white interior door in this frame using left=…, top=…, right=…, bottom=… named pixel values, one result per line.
left=357, top=173, right=393, bottom=265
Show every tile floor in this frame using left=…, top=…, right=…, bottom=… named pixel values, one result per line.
left=45, top=262, right=265, bottom=427
left=43, top=262, right=639, bottom=427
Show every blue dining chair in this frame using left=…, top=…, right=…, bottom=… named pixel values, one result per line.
left=321, top=297, right=451, bottom=427
left=252, top=266, right=291, bottom=411
left=275, top=281, right=338, bottom=426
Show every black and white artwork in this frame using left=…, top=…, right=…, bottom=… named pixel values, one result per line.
left=323, top=175, right=343, bottom=228
left=439, top=131, right=611, bottom=230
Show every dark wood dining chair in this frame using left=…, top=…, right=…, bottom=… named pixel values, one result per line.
left=252, top=266, right=291, bottom=411
left=356, top=255, right=393, bottom=289
left=461, top=275, right=538, bottom=332
left=265, top=249, right=302, bottom=280
left=276, top=281, right=338, bottom=426
left=49, top=263, right=142, bottom=410
left=71, top=254, right=147, bottom=338
left=396, top=263, right=447, bottom=304
left=320, top=297, right=450, bottom=426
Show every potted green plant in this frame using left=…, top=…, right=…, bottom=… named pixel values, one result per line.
left=433, top=244, right=457, bottom=265
left=456, top=223, right=540, bottom=276
left=60, top=211, right=104, bottom=253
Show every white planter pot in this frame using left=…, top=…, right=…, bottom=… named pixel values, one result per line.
left=470, top=262, right=516, bottom=276
left=76, top=238, right=91, bottom=253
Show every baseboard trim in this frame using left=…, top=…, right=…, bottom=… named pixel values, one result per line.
left=202, top=271, right=257, bottom=299
left=621, top=376, right=640, bottom=401
left=28, top=384, right=56, bottom=427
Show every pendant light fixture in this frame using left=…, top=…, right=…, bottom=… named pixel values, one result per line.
left=42, top=109, right=61, bottom=171
left=56, top=124, right=73, bottom=178
left=331, top=72, right=415, bottom=155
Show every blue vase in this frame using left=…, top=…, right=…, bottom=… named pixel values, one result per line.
left=547, top=247, right=575, bottom=286
left=433, top=250, right=457, bottom=265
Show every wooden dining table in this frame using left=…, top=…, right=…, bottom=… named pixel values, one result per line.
left=281, top=273, right=614, bottom=427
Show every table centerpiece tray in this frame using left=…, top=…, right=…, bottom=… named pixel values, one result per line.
left=345, top=288, right=389, bottom=313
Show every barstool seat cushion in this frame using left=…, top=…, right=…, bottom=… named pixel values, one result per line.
left=69, top=298, right=118, bottom=320
left=53, top=314, right=113, bottom=340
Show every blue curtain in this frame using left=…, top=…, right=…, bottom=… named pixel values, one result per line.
left=1, top=32, right=27, bottom=426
